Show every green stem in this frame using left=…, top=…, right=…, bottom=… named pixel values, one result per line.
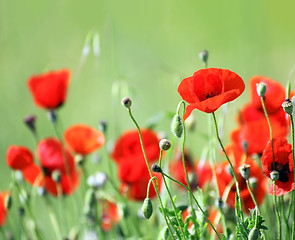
left=290, top=115, right=295, bottom=240
left=163, top=172, right=222, bottom=240
left=211, top=112, right=243, bottom=219
left=0, top=227, right=5, bottom=240
left=45, top=198, right=63, bottom=240
left=273, top=181, right=282, bottom=240
left=246, top=180, right=261, bottom=215
left=127, top=107, right=177, bottom=240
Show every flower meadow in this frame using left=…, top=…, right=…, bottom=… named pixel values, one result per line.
left=2, top=50, right=295, bottom=240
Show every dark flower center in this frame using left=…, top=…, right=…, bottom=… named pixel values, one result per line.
left=271, top=162, right=290, bottom=182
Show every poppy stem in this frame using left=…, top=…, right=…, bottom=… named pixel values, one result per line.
left=126, top=107, right=177, bottom=240
left=246, top=180, right=261, bottom=215
left=162, top=172, right=222, bottom=240
left=260, top=97, right=275, bottom=164
left=289, top=114, right=295, bottom=239
left=273, top=181, right=282, bottom=240
left=159, top=150, right=187, bottom=240
left=211, top=112, right=244, bottom=219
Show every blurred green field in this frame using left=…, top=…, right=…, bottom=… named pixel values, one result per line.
left=1, top=0, right=295, bottom=203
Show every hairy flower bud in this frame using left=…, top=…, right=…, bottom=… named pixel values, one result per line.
left=171, top=114, right=183, bottom=138
left=256, top=82, right=266, bottom=98
left=248, top=227, right=259, bottom=240
left=121, top=97, right=132, bottom=108
left=160, top=226, right=170, bottom=240
left=141, top=197, right=153, bottom=219
left=159, top=139, right=171, bottom=151
left=282, top=98, right=293, bottom=115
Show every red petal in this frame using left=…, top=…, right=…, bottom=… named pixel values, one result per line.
left=6, top=145, right=34, bottom=170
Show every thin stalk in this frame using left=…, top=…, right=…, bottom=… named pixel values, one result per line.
left=159, top=150, right=187, bottom=240
left=273, top=181, right=282, bottom=240
left=246, top=180, right=261, bottom=215
left=290, top=114, right=295, bottom=240
left=177, top=101, right=198, bottom=236
left=163, top=172, right=222, bottom=240
left=127, top=107, right=177, bottom=240
left=45, top=198, right=63, bottom=240
left=0, top=228, right=5, bottom=240
left=211, top=112, right=243, bottom=218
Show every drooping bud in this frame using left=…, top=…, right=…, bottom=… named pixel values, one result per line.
left=52, top=170, right=61, bottom=183
left=239, top=164, right=251, bottom=180
left=121, top=97, right=132, bottom=109
left=171, top=114, right=183, bottom=138
left=98, top=120, right=107, bottom=134
left=159, top=139, right=171, bottom=151
left=24, top=115, right=36, bottom=133
left=48, top=110, right=57, bottom=123
left=141, top=197, right=153, bottom=219
left=199, top=50, right=209, bottom=64
left=256, top=82, right=267, bottom=98
left=282, top=98, right=293, bottom=115
left=248, top=227, right=259, bottom=240
left=4, top=194, right=12, bottom=210
left=152, top=164, right=162, bottom=173
left=270, top=170, right=279, bottom=181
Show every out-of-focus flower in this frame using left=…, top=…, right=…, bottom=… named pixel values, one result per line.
left=111, top=129, right=161, bottom=200
left=216, top=144, right=268, bottom=211
left=261, top=138, right=294, bottom=196
left=6, top=146, right=34, bottom=170
left=101, top=200, right=120, bottom=231
left=0, top=191, right=8, bottom=226
left=178, top=68, right=245, bottom=120
left=27, top=69, right=71, bottom=110
left=64, top=124, right=105, bottom=155
left=195, top=160, right=213, bottom=189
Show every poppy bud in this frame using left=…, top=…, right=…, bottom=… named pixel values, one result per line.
left=18, top=207, right=25, bottom=216
left=52, top=170, right=61, bottom=183
left=199, top=50, right=209, bottom=64
left=239, top=164, right=251, bottom=180
left=248, top=227, right=259, bottom=240
left=98, top=120, right=107, bottom=134
left=141, top=197, right=153, bottom=219
left=270, top=170, right=279, bottom=181
left=159, top=139, right=171, bottom=151
left=160, top=226, right=170, bottom=240
left=256, top=82, right=267, bottom=98
left=4, top=194, right=12, bottom=210
left=24, top=115, right=36, bottom=132
left=282, top=99, right=293, bottom=115
left=171, top=114, right=183, bottom=138
left=121, top=97, right=132, bottom=108
left=48, top=110, right=57, bottom=123
left=152, top=164, right=162, bottom=173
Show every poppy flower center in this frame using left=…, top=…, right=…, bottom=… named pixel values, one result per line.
left=271, top=162, right=290, bottom=182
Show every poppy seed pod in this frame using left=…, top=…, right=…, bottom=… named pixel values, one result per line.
left=171, top=114, right=183, bottom=138
left=239, top=164, right=251, bottom=180
left=51, top=170, right=61, bottom=183
left=248, top=227, right=259, bottom=240
left=152, top=164, right=162, bottom=173
left=121, top=97, right=132, bottom=108
left=270, top=170, right=279, bottom=181
left=141, top=198, right=153, bottom=219
left=282, top=99, right=293, bottom=115
left=159, top=139, right=171, bottom=151
left=256, top=82, right=267, bottom=98
left=24, top=115, right=36, bottom=132
left=199, top=50, right=209, bottom=64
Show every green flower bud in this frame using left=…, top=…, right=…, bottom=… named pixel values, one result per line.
left=256, top=82, right=266, bottom=98
left=52, top=170, right=61, bottom=183
left=270, top=170, right=279, bottom=181
left=152, top=164, right=162, bottom=173
left=159, top=139, right=171, bottom=151
left=160, top=226, right=170, bottom=240
left=141, top=197, right=153, bottom=219
left=248, top=227, right=259, bottom=240
left=4, top=194, right=12, bottom=210
left=282, top=99, right=293, bottom=115
left=121, top=97, right=132, bottom=108
left=239, top=164, right=251, bottom=180
left=171, top=114, right=183, bottom=138
left=83, top=189, right=96, bottom=216
left=199, top=50, right=209, bottom=64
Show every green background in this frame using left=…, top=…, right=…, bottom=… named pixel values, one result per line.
left=1, top=0, right=295, bottom=187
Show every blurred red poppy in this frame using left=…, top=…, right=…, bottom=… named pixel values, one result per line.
left=261, top=138, right=294, bottom=196
left=178, top=68, right=245, bottom=120
left=64, top=124, right=105, bottom=155
left=216, top=144, right=268, bottom=211
left=195, top=160, right=213, bottom=189
left=101, top=200, right=120, bottom=231
left=6, top=145, right=34, bottom=170
left=27, top=69, right=71, bottom=110
left=0, top=191, right=8, bottom=226
left=112, top=129, right=161, bottom=200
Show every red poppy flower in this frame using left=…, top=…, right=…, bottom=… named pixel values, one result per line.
left=27, top=69, right=71, bottom=110
left=0, top=191, right=8, bottom=226
left=6, top=145, right=34, bottom=170
left=178, top=68, right=245, bottom=120
left=101, top=200, right=120, bottom=231
left=249, top=76, right=285, bottom=114
left=195, top=160, right=213, bottom=189
left=64, top=124, right=105, bottom=155
left=261, top=138, right=294, bottom=196
left=37, top=138, right=75, bottom=174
